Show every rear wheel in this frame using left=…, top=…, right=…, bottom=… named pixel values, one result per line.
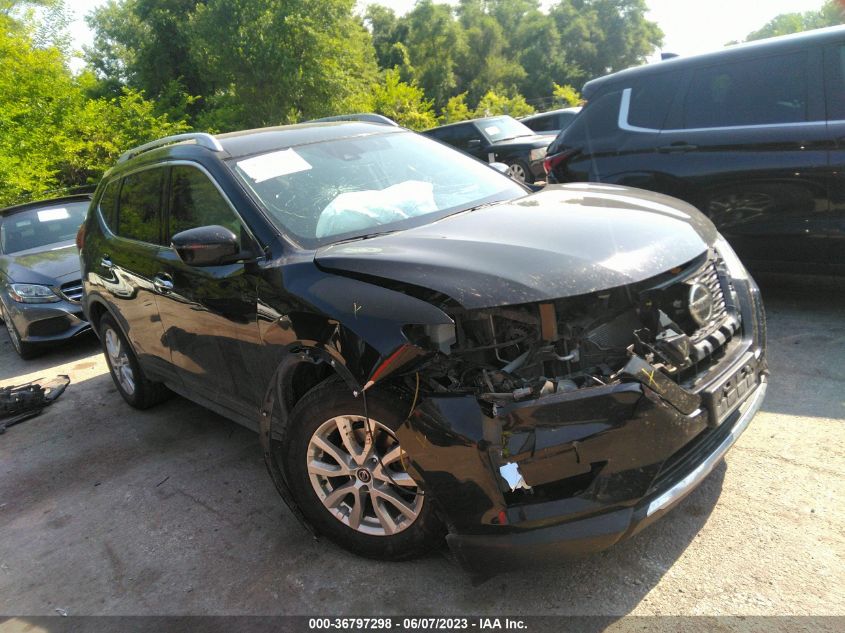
left=506, top=159, right=533, bottom=184
left=99, top=313, right=169, bottom=409
left=284, top=380, right=444, bottom=560
left=1, top=302, right=37, bottom=360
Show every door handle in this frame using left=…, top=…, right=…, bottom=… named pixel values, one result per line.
left=100, top=256, right=113, bottom=269
left=153, top=274, right=174, bottom=294
left=658, top=142, right=698, bottom=153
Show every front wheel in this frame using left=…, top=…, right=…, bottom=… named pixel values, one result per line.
left=284, top=380, right=444, bottom=560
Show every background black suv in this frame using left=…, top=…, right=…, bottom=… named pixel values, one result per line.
left=546, top=25, right=845, bottom=276
left=423, top=115, right=554, bottom=183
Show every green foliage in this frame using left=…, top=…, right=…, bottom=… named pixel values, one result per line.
left=0, top=23, right=187, bottom=206
left=439, top=93, right=472, bottom=124
left=370, top=68, right=437, bottom=130
left=744, top=1, right=844, bottom=41
left=473, top=90, right=535, bottom=118
left=553, top=83, right=582, bottom=107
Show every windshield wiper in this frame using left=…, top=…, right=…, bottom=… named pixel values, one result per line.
left=332, top=229, right=400, bottom=245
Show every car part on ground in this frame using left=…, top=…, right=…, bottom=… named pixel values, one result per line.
left=79, top=120, right=768, bottom=573
left=0, top=194, right=93, bottom=358
left=0, top=375, right=70, bottom=434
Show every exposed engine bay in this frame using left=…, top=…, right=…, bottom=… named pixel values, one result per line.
left=412, top=255, right=739, bottom=405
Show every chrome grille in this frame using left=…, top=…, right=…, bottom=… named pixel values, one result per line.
left=687, top=258, right=739, bottom=362
left=60, top=280, right=83, bottom=303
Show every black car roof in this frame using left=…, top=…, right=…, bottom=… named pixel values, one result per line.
left=104, top=121, right=406, bottom=179
left=583, top=24, right=845, bottom=98
left=0, top=193, right=92, bottom=217
left=423, top=115, right=517, bottom=133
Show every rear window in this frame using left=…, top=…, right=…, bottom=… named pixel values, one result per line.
left=525, top=114, right=556, bottom=133
left=117, top=168, right=165, bottom=244
left=0, top=201, right=88, bottom=254
left=98, top=180, right=119, bottom=232
left=683, top=52, right=809, bottom=128
left=550, top=90, right=622, bottom=152
left=628, top=73, right=679, bottom=130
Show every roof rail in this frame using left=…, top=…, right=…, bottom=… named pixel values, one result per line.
left=117, top=132, right=224, bottom=164
left=306, top=113, right=399, bottom=126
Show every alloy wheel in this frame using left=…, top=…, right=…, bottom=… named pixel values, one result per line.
left=507, top=162, right=527, bottom=183
left=104, top=326, right=136, bottom=396
left=306, top=415, right=423, bottom=536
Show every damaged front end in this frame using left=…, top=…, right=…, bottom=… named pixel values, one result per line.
left=388, top=246, right=767, bottom=573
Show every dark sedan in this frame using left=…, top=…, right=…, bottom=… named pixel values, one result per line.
left=79, top=123, right=766, bottom=574
left=0, top=194, right=91, bottom=358
left=423, top=115, right=554, bottom=184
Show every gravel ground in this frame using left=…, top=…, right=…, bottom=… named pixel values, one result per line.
left=0, top=274, right=842, bottom=619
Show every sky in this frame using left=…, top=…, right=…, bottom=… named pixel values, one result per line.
left=66, top=0, right=831, bottom=66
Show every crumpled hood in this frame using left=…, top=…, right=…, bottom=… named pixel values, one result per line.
left=315, top=183, right=718, bottom=310
left=491, top=134, right=555, bottom=149
left=1, top=241, right=80, bottom=285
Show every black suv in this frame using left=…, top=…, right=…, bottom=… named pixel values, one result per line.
left=423, top=116, right=554, bottom=183
left=79, top=123, right=767, bottom=574
left=545, top=26, right=845, bottom=276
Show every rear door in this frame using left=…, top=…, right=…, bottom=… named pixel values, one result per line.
left=100, top=166, right=173, bottom=380
left=654, top=48, right=832, bottom=271
left=153, top=163, right=264, bottom=418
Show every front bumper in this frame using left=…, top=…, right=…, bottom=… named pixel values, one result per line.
left=446, top=377, right=766, bottom=573
left=2, top=296, right=90, bottom=344
left=397, top=277, right=767, bottom=574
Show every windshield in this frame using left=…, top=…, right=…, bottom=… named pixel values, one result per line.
left=478, top=116, right=535, bottom=142
left=229, top=130, right=525, bottom=247
left=0, top=201, right=88, bottom=255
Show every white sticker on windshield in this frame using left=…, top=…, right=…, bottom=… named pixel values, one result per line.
left=37, top=208, right=70, bottom=222
left=484, top=126, right=500, bottom=135
left=237, top=149, right=312, bottom=183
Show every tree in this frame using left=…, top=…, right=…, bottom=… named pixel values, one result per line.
left=553, top=83, right=581, bottom=107
left=550, top=0, right=663, bottom=85
left=744, top=1, right=844, bottom=41
left=403, top=0, right=466, bottom=109
left=370, top=68, right=437, bottom=130
left=473, top=90, right=535, bottom=118
left=0, top=21, right=187, bottom=205
left=86, top=0, right=379, bottom=130
left=439, top=93, right=471, bottom=124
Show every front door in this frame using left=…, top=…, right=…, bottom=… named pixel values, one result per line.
left=153, top=164, right=265, bottom=417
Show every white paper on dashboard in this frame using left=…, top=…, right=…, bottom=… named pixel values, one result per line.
left=237, top=149, right=312, bottom=183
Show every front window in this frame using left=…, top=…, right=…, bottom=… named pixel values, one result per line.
left=230, top=131, right=525, bottom=247
left=0, top=201, right=88, bottom=254
left=477, top=116, right=535, bottom=142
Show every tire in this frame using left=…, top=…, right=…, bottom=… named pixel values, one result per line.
left=284, top=379, right=445, bottom=560
left=506, top=159, right=534, bottom=184
left=99, top=312, right=170, bottom=409
left=1, top=301, right=38, bottom=360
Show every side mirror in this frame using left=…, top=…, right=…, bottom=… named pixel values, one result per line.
left=467, top=139, right=482, bottom=149
left=490, top=162, right=510, bottom=175
left=171, top=225, right=243, bottom=267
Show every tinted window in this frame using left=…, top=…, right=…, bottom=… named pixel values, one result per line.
left=525, top=114, right=556, bottom=132
left=118, top=168, right=165, bottom=244
left=557, top=111, right=578, bottom=131
left=550, top=90, right=622, bottom=153
left=169, top=165, right=242, bottom=244
left=0, top=201, right=88, bottom=254
left=98, top=180, right=119, bottom=232
left=435, top=123, right=483, bottom=150
left=826, top=44, right=845, bottom=120
left=684, top=52, right=808, bottom=128
left=628, top=72, right=679, bottom=129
